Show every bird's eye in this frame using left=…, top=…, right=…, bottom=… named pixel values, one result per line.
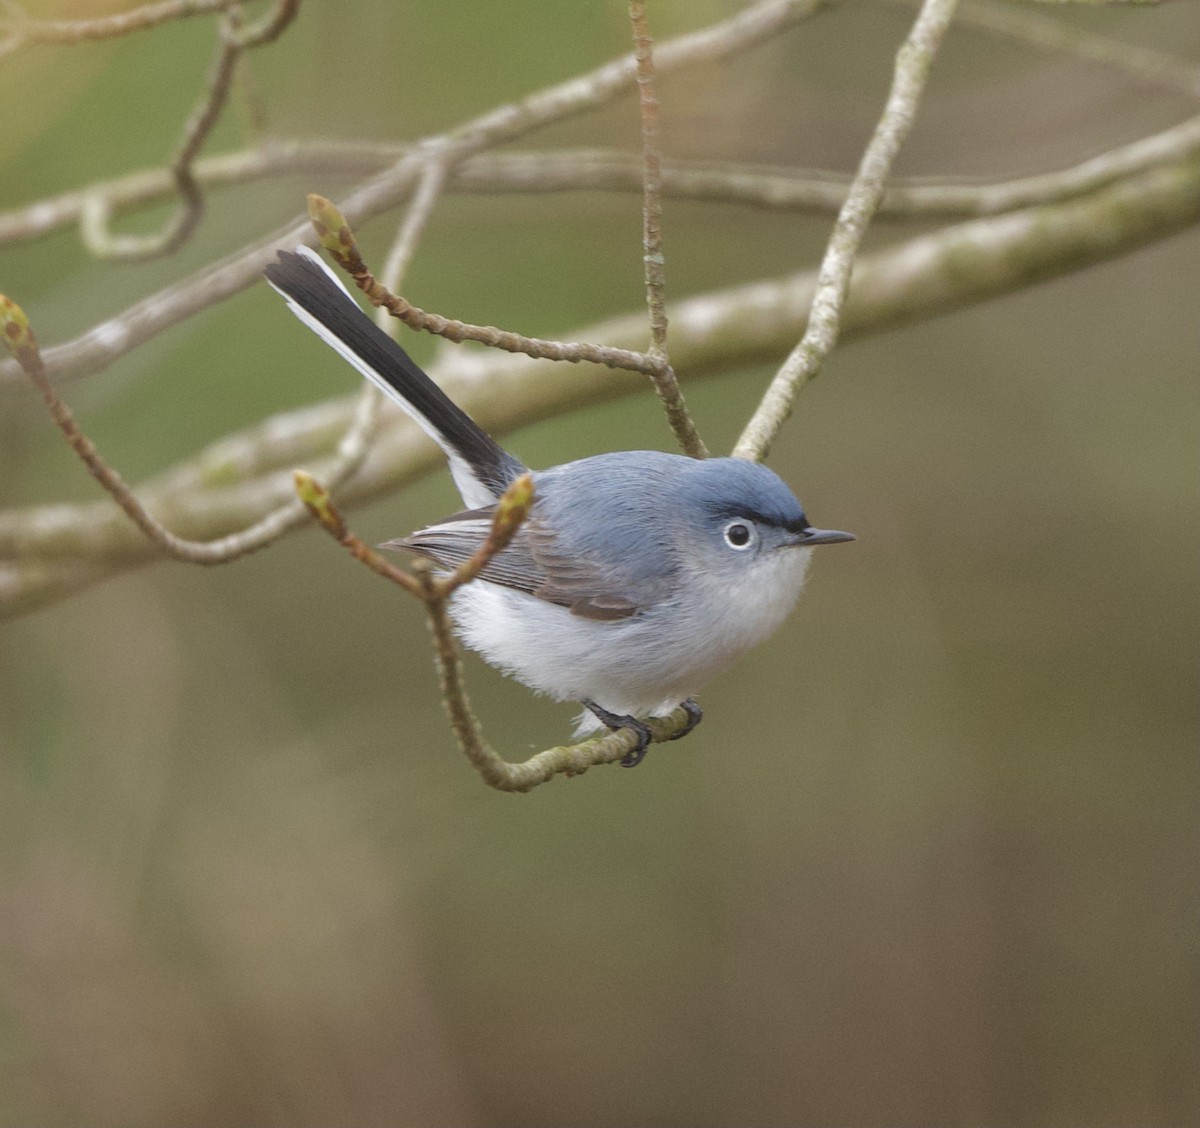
left=723, top=520, right=754, bottom=550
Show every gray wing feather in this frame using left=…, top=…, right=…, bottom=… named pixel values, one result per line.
left=385, top=507, right=643, bottom=621
left=384, top=453, right=692, bottom=620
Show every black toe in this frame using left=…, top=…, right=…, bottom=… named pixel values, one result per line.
left=583, top=699, right=653, bottom=768
left=666, top=698, right=703, bottom=741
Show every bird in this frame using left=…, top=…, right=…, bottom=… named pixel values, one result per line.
left=264, top=247, right=854, bottom=766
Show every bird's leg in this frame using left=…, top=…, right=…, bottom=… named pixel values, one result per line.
left=665, top=698, right=703, bottom=741
left=582, top=700, right=652, bottom=768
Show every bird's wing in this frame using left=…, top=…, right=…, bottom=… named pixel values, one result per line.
left=383, top=505, right=644, bottom=621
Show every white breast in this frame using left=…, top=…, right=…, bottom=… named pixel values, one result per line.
left=448, top=546, right=814, bottom=725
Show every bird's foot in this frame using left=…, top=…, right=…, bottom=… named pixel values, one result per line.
left=583, top=698, right=703, bottom=766
left=666, top=698, right=703, bottom=741
left=583, top=700, right=652, bottom=767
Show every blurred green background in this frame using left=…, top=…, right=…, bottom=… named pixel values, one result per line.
left=1, top=2, right=1197, bottom=1126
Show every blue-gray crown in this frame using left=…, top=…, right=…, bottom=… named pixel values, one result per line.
left=680, top=457, right=809, bottom=533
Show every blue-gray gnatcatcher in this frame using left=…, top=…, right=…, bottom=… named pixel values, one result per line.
left=265, top=248, right=854, bottom=766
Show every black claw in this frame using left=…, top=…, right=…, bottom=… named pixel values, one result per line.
left=666, top=698, right=703, bottom=741
left=618, top=726, right=652, bottom=768
left=583, top=700, right=653, bottom=768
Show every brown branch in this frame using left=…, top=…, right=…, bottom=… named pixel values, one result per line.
left=0, top=291, right=312, bottom=564
left=0, top=291, right=365, bottom=568
left=632, top=0, right=669, bottom=358
left=293, top=469, right=534, bottom=602
left=372, top=159, right=451, bottom=322
left=292, top=471, right=423, bottom=595
left=629, top=0, right=708, bottom=460
left=0, top=0, right=239, bottom=47
left=420, top=560, right=696, bottom=792
left=80, top=1, right=300, bottom=260
left=306, top=194, right=666, bottom=377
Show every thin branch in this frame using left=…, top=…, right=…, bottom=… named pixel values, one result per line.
left=85, top=20, right=241, bottom=258
left=374, top=159, right=451, bottom=323
left=0, top=140, right=404, bottom=247
left=230, top=0, right=299, bottom=48
left=322, top=285, right=669, bottom=374
left=633, top=0, right=669, bottom=358
left=433, top=474, right=535, bottom=596
left=307, top=194, right=670, bottom=376
left=734, top=0, right=961, bottom=461
left=80, top=1, right=300, bottom=260
left=292, top=471, right=423, bottom=596
left=5, top=150, right=1197, bottom=615
left=629, top=0, right=707, bottom=459
left=0, top=0, right=239, bottom=47
left=0, top=291, right=307, bottom=564
left=1, top=269, right=373, bottom=571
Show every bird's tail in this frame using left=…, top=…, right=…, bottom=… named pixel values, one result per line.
left=264, top=247, right=525, bottom=506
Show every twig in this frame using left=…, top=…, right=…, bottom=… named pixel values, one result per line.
left=292, top=471, right=422, bottom=595
left=734, top=0, right=961, bottom=461
left=0, top=0, right=239, bottom=47
left=307, top=194, right=669, bottom=377
left=374, top=158, right=450, bottom=324
left=80, top=0, right=300, bottom=260
left=230, top=0, right=299, bottom=48
left=435, top=474, right=535, bottom=595
left=0, top=286, right=380, bottom=571
left=294, top=468, right=533, bottom=600
left=629, top=0, right=707, bottom=459
left=0, top=291, right=309, bottom=564
left=631, top=2, right=669, bottom=357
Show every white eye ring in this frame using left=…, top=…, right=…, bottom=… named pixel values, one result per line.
left=723, top=520, right=755, bottom=550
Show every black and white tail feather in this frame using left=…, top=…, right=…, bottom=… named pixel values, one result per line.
left=263, top=247, right=526, bottom=509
